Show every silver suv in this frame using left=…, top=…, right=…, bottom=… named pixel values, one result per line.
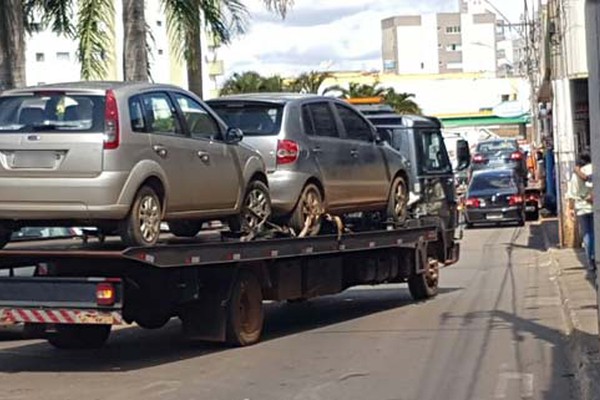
left=207, top=94, right=410, bottom=234
left=0, top=82, right=271, bottom=248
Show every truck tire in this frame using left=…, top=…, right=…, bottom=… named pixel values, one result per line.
left=121, top=185, right=162, bottom=247
left=408, top=258, right=440, bottom=300
left=169, top=221, right=203, bottom=238
left=0, top=225, right=12, bottom=249
left=47, top=324, right=111, bottom=349
left=226, top=271, right=264, bottom=346
left=289, top=183, right=323, bottom=236
left=387, top=175, right=408, bottom=225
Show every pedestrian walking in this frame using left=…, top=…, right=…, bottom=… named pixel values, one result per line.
left=567, top=151, right=595, bottom=276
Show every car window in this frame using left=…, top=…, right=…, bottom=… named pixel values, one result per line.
left=419, top=131, right=452, bottom=173
left=302, top=105, right=316, bottom=136
left=141, top=92, right=179, bottom=135
left=306, top=102, right=338, bottom=138
left=476, top=140, right=518, bottom=154
left=334, top=104, right=373, bottom=142
left=209, top=102, right=283, bottom=136
left=173, top=93, right=221, bottom=140
left=129, top=96, right=146, bottom=132
left=0, top=93, right=104, bottom=133
left=368, top=117, right=404, bottom=126
left=469, top=174, right=517, bottom=192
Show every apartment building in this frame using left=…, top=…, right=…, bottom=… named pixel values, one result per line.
left=24, top=0, right=224, bottom=98
left=381, top=0, right=519, bottom=76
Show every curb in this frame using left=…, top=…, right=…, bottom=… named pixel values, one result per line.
left=540, top=223, right=600, bottom=400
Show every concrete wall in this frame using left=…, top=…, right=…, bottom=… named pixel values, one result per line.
left=460, top=12, right=497, bottom=73
left=395, top=15, right=439, bottom=74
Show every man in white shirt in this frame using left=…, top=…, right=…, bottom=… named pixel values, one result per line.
left=567, top=152, right=595, bottom=275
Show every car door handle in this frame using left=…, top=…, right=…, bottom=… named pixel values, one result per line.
left=197, top=151, right=210, bottom=163
left=153, top=145, right=168, bottom=158
left=312, top=146, right=322, bottom=154
left=350, top=149, right=359, bottom=158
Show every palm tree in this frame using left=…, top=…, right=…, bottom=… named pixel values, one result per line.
left=384, top=89, right=422, bottom=115
left=290, top=71, right=331, bottom=94
left=323, top=81, right=387, bottom=99
left=0, top=0, right=26, bottom=90
left=220, top=71, right=268, bottom=94
left=123, top=0, right=148, bottom=81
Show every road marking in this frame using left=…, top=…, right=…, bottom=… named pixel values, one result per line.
left=494, top=372, right=534, bottom=398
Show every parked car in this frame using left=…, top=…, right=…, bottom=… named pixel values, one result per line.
left=470, top=138, right=527, bottom=184
left=463, top=168, right=526, bottom=227
left=0, top=82, right=270, bottom=248
left=207, top=93, right=410, bottom=235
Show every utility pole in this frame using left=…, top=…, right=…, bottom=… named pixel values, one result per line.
left=584, top=0, right=600, bottom=327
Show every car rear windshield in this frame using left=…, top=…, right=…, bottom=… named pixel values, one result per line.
left=476, top=140, right=518, bottom=154
left=0, top=93, right=105, bottom=133
left=469, top=174, right=517, bottom=192
left=368, top=117, right=404, bottom=126
left=209, top=103, right=283, bottom=136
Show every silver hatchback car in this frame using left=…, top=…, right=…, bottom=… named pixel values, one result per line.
left=0, top=82, right=271, bottom=248
left=207, top=93, right=410, bottom=234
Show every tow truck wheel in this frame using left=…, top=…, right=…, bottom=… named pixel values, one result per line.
left=121, top=185, right=162, bottom=247
left=226, top=271, right=264, bottom=346
left=408, top=258, right=440, bottom=300
left=387, top=175, right=408, bottom=225
left=0, top=225, right=12, bottom=249
left=47, top=324, right=111, bottom=349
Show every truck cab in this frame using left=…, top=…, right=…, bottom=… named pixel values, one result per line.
left=365, top=113, right=470, bottom=262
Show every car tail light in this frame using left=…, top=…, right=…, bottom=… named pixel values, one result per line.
left=527, top=194, right=538, bottom=202
left=96, top=282, right=116, bottom=306
left=276, top=139, right=299, bottom=165
left=472, top=154, right=486, bottom=163
left=104, top=89, right=120, bottom=150
left=465, top=197, right=481, bottom=208
left=509, top=195, right=524, bottom=206
left=510, top=151, right=523, bottom=161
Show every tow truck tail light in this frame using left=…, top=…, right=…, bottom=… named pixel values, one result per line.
left=465, top=197, right=481, bottom=208
left=509, top=195, right=524, bottom=206
left=276, top=139, right=299, bottom=165
left=96, top=282, right=116, bottom=306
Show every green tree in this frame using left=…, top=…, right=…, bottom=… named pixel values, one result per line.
left=220, top=71, right=290, bottom=94
left=289, top=71, right=331, bottom=94
left=323, top=81, right=387, bottom=98
left=384, top=89, right=422, bottom=115
left=0, top=0, right=26, bottom=90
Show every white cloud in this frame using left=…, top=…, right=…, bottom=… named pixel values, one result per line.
left=217, top=0, right=527, bottom=78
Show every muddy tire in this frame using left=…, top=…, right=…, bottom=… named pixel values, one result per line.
left=386, top=175, right=409, bottom=225
left=47, top=324, right=111, bottom=349
left=408, top=258, right=440, bottom=300
left=289, top=183, right=323, bottom=236
left=226, top=271, right=264, bottom=346
left=120, top=186, right=162, bottom=247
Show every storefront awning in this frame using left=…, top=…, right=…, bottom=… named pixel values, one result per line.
left=440, top=114, right=531, bottom=128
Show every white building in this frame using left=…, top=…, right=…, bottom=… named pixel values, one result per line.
left=381, top=0, right=520, bottom=76
left=24, top=0, right=224, bottom=98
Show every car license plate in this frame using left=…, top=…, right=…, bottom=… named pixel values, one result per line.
left=526, top=206, right=536, bottom=212
left=486, top=213, right=503, bottom=220
left=11, top=151, right=57, bottom=169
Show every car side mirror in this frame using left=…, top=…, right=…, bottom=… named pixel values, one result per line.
left=225, top=127, right=243, bottom=144
left=376, top=129, right=392, bottom=144
left=456, top=139, right=471, bottom=170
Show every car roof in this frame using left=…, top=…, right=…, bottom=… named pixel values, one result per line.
left=367, top=113, right=442, bottom=128
left=471, top=168, right=516, bottom=177
left=208, top=93, right=326, bottom=104
left=2, top=81, right=187, bottom=96
left=477, top=138, right=517, bottom=144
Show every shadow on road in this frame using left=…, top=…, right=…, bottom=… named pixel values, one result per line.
left=0, top=286, right=461, bottom=373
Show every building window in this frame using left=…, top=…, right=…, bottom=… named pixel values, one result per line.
left=497, top=49, right=506, bottom=59
left=501, top=94, right=510, bottom=102
left=445, top=26, right=461, bottom=34
left=56, top=52, right=70, bottom=61
left=35, top=53, right=45, bottom=62
left=158, top=49, right=164, bottom=55
left=446, top=44, right=461, bottom=51
left=157, top=20, right=162, bottom=27
left=421, top=62, right=425, bottom=69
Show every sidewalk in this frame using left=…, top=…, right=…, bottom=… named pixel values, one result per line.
left=540, top=218, right=600, bottom=400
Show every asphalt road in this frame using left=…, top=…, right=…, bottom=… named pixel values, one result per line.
left=0, top=223, right=577, bottom=400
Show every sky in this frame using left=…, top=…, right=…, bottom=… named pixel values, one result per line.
left=217, top=0, right=529, bottom=78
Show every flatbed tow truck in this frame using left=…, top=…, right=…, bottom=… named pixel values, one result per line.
left=0, top=215, right=458, bottom=349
